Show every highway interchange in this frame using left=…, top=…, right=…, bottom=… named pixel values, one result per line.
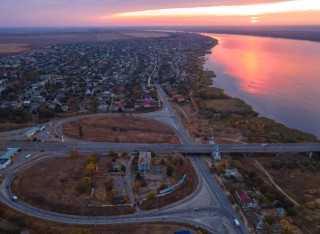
left=0, top=85, right=319, bottom=233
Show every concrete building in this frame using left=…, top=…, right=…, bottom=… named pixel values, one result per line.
left=138, top=151, right=151, bottom=172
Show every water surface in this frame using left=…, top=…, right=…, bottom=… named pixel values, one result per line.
left=204, top=34, right=320, bottom=139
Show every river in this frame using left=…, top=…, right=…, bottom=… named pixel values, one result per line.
left=203, top=33, right=320, bottom=139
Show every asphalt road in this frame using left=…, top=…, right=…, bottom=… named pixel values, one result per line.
left=0, top=141, right=319, bottom=154
left=0, top=85, right=319, bottom=233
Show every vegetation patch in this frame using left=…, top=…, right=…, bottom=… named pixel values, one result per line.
left=62, top=115, right=180, bottom=144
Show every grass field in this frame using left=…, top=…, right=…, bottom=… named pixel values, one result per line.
left=204, top=98, right=253, bottom=113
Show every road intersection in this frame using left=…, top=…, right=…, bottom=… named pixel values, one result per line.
left=0, top=85, right=319, bottom=233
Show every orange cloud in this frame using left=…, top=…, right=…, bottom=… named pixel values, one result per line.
left=103, top=0, right=320, bottom=26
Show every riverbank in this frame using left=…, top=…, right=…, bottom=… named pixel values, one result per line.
left=177, top=48, right=318, bottom=144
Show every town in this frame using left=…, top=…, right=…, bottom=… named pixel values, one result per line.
left=0, top=33, right=216, bottom=123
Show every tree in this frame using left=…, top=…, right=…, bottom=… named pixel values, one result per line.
left=135, top=172, right=142, bottom=180
left=108, top=149, right=117, bottom=156
left=120, top=151, right=128, bottom=158
left=120, top=171, right=125, bottom=177
left=151, top=151, right=156, bottom=157
left=111, top=188, right=118, bottom=196
left=166, top=164, right=174, bottom=177
left=38, top=107, right=55, bottom=119
left=123, top=196, right=131, bottom=204
left=132, top=181, right=141, bottom=194
left=86, top=153, right=97, bottom=164
left=146, top=191, right=156, bottom=200
left=104, top=177, right=113, bottom=192
left=78, top=177, right=91, bottom=193
left=85, top=162, right=96, bottom=176
left=78, top=125, right=83, bottom=138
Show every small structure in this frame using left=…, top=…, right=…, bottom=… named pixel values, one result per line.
left=236, top=189, right=253, bottom=206
left=225, top=168, right=243, bottom=181
left=138, top=151, right=151, bottom=172
left=212, top=144, right=221, bottom=160
left=0, top=148, right=20, bottom=169
left=209, top=133, right=215, bottom=145
left=25, top=126, right=40, bottom=139
left=0, top=158, right=10, bottom=169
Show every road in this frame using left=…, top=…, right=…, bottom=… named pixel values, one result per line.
left=0, top=153, right=243, bottom=233
left=0, top=141, right=319, bottom=155
left=0, top=85, right=319, bottom=233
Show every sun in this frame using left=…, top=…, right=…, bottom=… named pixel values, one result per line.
left=250, top=16, right=260, bottom=23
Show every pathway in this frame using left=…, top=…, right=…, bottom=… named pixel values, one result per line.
left=254, top=160, right=299, bottom=206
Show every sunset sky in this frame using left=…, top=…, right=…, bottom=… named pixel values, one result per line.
left=1, top=0, right=319, bottom=27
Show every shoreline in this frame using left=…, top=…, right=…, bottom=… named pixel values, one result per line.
left=188, top=37, right=319, bottom=143
left=194, top=66, right=319, bottom=143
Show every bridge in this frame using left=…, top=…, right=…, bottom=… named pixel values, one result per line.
left=0, top=141, right=319, bottom=156
left=0, top=85, right=319, bottom=234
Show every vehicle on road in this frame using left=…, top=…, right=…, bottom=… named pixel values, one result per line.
left=25, top=154, right=32, bottom=158
left=193, top=207, right=199, bottom=211
left=234, top=218, right=240, bottom=227
left=12, top=196, right=18, bottom=201
left=261, top=143, right=268, bottom=147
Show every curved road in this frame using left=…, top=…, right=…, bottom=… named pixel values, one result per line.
left=1, top=85, right=318, bottom=233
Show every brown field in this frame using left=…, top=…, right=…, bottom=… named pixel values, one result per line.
left=0, top=32, right=129, bottom=45
left=204, top=98, right=253, bottom=113
left=121, top=32, right=170, bottom=38
left=241, top=154, right=320, bottom=233
left=0, top=43, right=29, bottom=54
left=0, top=122, right=35, bottom=133
left=0, top=31, right=171, bottom=53
left=12, top=155, right=135, bottom=216
left=62, top=115, right=180, bottom=144
left=11, top=153, right=197, bottom=218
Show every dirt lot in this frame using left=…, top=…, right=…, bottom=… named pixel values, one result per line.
left=62, top=115, right=180, bottom=144
left=12, top=152, right=197, bottom=216
left=0, top=122, right=35, bottom=133
left=12, top=155, right=135, bottom=216
left=238, top=154, right=320, bottom=233
left=0, top=43, right=29, bottom=54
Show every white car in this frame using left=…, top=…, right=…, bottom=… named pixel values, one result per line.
left=261, top=143, right=268, bottom=147
left=234, top=218, right=240, bottom=227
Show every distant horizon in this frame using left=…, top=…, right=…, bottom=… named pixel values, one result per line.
left=1, top=0, right=319, bottom=27
left=0, top=24, right=319, bottom=29
left=1, top=24, right=320, bottom=43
